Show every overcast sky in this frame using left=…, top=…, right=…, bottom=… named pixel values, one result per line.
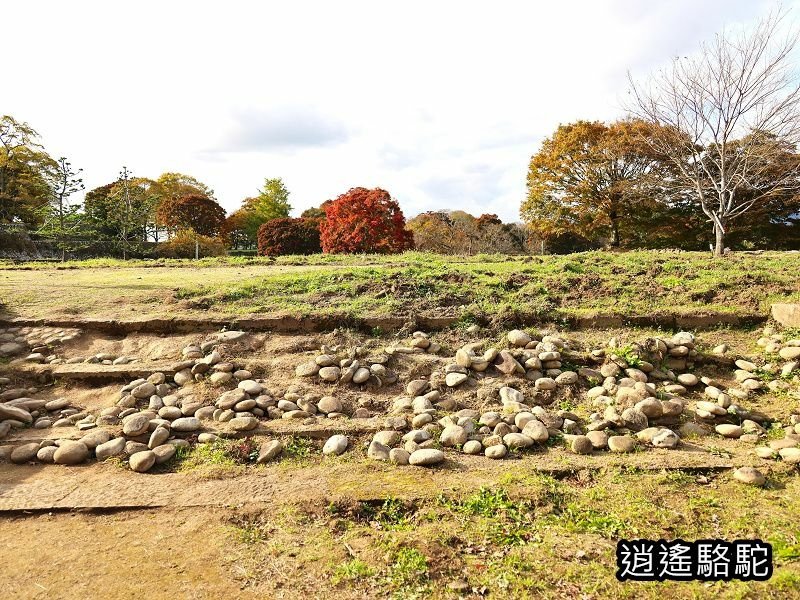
left=4, top=0, right=790, bottom=222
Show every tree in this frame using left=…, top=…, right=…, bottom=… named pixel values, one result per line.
left=522, top=119, right=664, bottom=248
left=105, top=167, right=158, bottom=259
left=151, top=173, right=215, bottom=240
left=156, top=194, right=226, bottom=237
left=37, top=157, right=85, bottom=260
left=257, top=217, right=322, bottom=256
left=628, top=10, right=800, bottom=256
left=407, top=210, right=528, bottom=254
left=0, top=115, right=55, bottom=226
left=220, top=209, right=252, bottom=250
left=320, top=187, right=414, bottom=253
left=300, top=206, right=326, bottom=219
left=227, top=177, right=292, bottom=247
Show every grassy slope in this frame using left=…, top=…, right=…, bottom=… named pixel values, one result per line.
left=1, top=251, right=798, bottom=322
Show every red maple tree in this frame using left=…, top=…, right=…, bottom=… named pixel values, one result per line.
left=319, top=187, right=413, bottom=254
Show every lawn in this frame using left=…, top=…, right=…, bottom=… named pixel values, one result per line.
left=1, top=251, right=798, bottom=323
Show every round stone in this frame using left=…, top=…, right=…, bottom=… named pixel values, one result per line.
left=129, top=450, right=156, bottom=473
left=733, top=466, right=766, bottom=486
left=652, top=429, right=680, bottom=448
left=521, top=420, right=549, bottom=443
left=368, top=440, right=390, bottom=461
left=586, top=430, right=608, bottom=449
left=503, top=432, right=534, bottom=449
left=462, top=440, right=482, bottom=455
left=389, top=448, right=411, bottom=465
left=608, top=436, right=636, bottom=453
left=10, top=443, right=40, bottom=463
left=440, top=425, right=469, bottom=447
left=148, top=426, right=170, bottom=449
left=715, top=424, right=743, bottom=438
left=172, top=417, right=202, bottom=432
left=295, top=361, right=320, bottom=377
left=408, top=448, right=445, bottom=466
left=37, top=446, right=58, bottom=463
left=257, top=440, right=283, bottom=463
left=96, top=437, right=126, bottom=460
left=317, top=396, right=342, bottom=414
left=352, top=368, right=371, bottom=384
left=53, top=440, right=90, bottom=465
left=507, top=329, right=532, bottom=347
left=676, top=373, right=699, bottom=387
left=445, top=372, right=468, bottom=387
left=322, top=434, right=349, bottom=456
left=485, top=444, right=508, bottom=459
left=238, top=380, right=263, bottom=395
left=319, top=366, right=341, bottom=382
left=229, top=416, right=258, bottom=431
left=571, top=435, right=593, bottom=455
left=122, top=413, right=151, bottom=437
left=131, top=382, right=156, bottom=399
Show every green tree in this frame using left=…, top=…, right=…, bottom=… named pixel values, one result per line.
left=0, top=115, right=55, bottom=226
left=234, top=177, right=292, bottom=246
left=106, top=167, right=158, bottom=259
left=36, top=157, right=85, bottom=260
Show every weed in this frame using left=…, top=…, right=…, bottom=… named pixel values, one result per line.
left=283, top=436, right=314, bottom=460
left=387, top=547, right=428, bottom=587
left=555, top=503, right=629, bottom=538
left=332, top=559, right=374, bottom=584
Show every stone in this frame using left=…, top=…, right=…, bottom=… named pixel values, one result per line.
left=171, top=416, right=202, bottom=432
left=96, top=437, right=126, bottom=460
left=80, top=429, right=111, bottom=450
left=408, top=448, right=445, bottom=466
left=462, top=440, right=482, bottom=455
left=779, top=447, right=800, bottom=464
left=779, top=346, right=800, bottom=361
left=37, top=446, right=57, bottom=463
left=131, top=382, right=156, bottom=399
left=608, top=436, right=636, bottom=453
left=0, top=403, right=32, bottom=423
left=129, top=450, right=157, bottom=472
left=173, top=369, right=193, bottom=386
left=733, top=467, right=766, bottom=486
left=148, top=426, right=170, bottom=449
left=322, top=434, right=349, bottom=456
left=209, top=372, right=233, bottom=385
left=10, top=443, right=40, bottom=463
left=440, top=425, right=469, bottom=447
left=445, top=372, right=468, bottom=387
left=389, top=448, right=410, bottom=465
left=485, top=444, right=508, bottom=459
left=238, top=380, right=263, bottom=395
left=621, top=407, right=648, bottom=432
left=771, top=303, right=800, bottom=327
left=586, top=430, right=608, bottom=449
left=571, top=435, right=593, bottom=455
left=715, top=424, right=743, bottom=438
left=534, top=377, right=556, bottom=391
left=295, top=361, right=320, bottom=377
left=257, top=440, right=283, bottom=463
left=495, top=350, right=523, bottom=375
left=503, top=432, right=534, bottom=449
left=319, top=366, right=341, bottom=382
left=229, top=416, right=258, bottom=431
left=374, top=430, right=402, bottom=447
left=122, top=413, right=151, bottom=437
left=368, top=440, right=390, bottom=461
left=406, top=380, right=430, bottom=396
left=317, top=396, right=342, bottom=414
left=152, top=444, right=176, bottom=464
left=507, top=329, right=532, bottom=347
left=652, top=429, right=679, bottom=448
left=521, top=420, right=549, bottom=443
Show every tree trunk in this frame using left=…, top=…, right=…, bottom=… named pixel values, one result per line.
left=713, top=222, right=725, bottom=257
left=609, top=213, right=620, bottom=248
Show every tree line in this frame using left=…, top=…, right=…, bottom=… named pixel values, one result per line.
left=2, top=12, right=799, bottom=259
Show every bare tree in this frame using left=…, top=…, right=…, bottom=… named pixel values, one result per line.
left=628, top=10, right=800, bottom=255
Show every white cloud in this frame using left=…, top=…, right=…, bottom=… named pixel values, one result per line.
left=3, top=0, right=788, bottom=222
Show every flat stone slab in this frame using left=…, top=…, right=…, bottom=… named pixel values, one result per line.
left=772, top=303, right=800, bottom=328
left=3, top=362, right=178, bottom=381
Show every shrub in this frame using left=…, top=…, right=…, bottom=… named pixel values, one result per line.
left=154, top=230, right=227, bottom=258
left=319, top=187, right=414, bottom=254
left=257, top=217, right=321, bottom=256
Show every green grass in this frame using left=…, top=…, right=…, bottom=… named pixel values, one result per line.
left=332, top=558, right=374, bottom=584
left=2, top=250, right=798, bottom=322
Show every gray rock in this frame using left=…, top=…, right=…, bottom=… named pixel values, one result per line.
left=733, top=467, right=766, bottom=486
left=37, top=446, right=58, bottom=463
left=485, top=444, right=508, bottom=459
left=652, top=429, right=680, bottom=448
left=317, top=396, right=342, bottom=414
left=148, top=426, right=170, bottom=449
left=389, top=448, right=410, bottom=465
left=608, top=436, right=636, bottom=453
left=368, top=440, right=390, bottom=461
left=122, top=413, right=151, bottom=437
left=129, top=450, right=157, bottom=472
left=171, top=417, right=202, bottom=432
left=229, top=416, right=258, bottom=431
left=521, top=420, right=549, bottom=443
left=53, top=440, right=90, bottom=465
left=503, top=432, right=534, bottom=449
left=10, top=443, right=41, bottom=463
left=80, top=429, right=111, bottom=450
left=322, top=434, right=349, bottom=456
left=440, top=425, right=469, bottom=447
left=152, top=444, right=176, bottom=464
left=571, top=436, right=593, bottom=455
left=408, top=448, right=445, bottom=466
left=318, top=366, right=341, bottom=382
left=257, top=440, right=283, bottom=463
left=96, top=437, right=126, bottom=460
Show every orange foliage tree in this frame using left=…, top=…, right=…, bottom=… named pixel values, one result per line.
left=155, top=194, right=226, bottom=237
left=319, top=187, right=413, bottom=253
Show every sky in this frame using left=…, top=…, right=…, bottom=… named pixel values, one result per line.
left=4, top=0, right=791, bottom=222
